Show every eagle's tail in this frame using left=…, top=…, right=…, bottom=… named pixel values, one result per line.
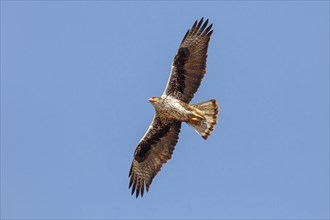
left=188, top=99, right=219, bottom=140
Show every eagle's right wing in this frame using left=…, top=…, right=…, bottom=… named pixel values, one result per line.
left=163, top=18, right=213, bottom=104
left=129, top=116, right=181, bottom=198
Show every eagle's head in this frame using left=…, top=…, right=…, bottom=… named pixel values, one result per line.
left=148, top=97, right=162, bottom=107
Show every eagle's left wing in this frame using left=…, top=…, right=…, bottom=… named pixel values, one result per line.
left=163, top=18, right=213, bottom=104
left=129, top=116, right=181, bottom=198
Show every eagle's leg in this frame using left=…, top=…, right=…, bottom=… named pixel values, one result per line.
left=186, top=107, right=205, bottom=125
left=189, top=117, right=202, bottom=125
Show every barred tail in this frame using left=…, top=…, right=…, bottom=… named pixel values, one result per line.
left=188, top=99, right=219, bottom=140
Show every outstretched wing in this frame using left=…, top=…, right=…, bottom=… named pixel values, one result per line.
left=164, top=18, right=213, bottom=103
left=129, top=116, right=181, bottom=198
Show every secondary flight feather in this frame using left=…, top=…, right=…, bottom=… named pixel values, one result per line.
left=129, top=18, right=219, bottom=198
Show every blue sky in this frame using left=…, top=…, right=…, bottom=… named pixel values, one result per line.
left=1, top=1, right=329, bottom=219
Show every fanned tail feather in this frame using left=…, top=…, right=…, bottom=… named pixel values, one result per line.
left=188, top=99, right=219, bottom=140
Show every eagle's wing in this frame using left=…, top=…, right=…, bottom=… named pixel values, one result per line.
left=129, top=115, right=181, bottom=197
left=163, top=18, right=213, bottom=103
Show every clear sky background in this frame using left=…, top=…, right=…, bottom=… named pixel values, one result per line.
left=1, top=1, right=329, bottom=219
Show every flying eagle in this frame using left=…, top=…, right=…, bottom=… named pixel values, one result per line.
left=129, top=18, right=219, bottom=198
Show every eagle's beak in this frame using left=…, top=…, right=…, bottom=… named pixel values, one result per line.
left=148, top=98, right=156, bottom=103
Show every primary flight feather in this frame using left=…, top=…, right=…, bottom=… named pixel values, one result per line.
left=129, top=18, right=219, bottom=198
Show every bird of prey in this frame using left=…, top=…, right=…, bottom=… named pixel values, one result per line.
left=129, top=18, right=219, bottom=198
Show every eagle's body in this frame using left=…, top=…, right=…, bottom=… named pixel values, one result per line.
left=149, top=95, right=201, bottom=122
left=129, top=18, right=219, bottom=198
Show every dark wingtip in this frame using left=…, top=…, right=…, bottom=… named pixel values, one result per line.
left=141, top=180, right=145, bottom=197
left=128, top=164, right=132, bottom=177
left=194, top=18, right=204, bottom=34
left=129, top=177, right=133, bottom=188
left=192, top=18, right=213, bottom=37
left=131, top=180, right=136, bottom=195
left=199, top=17, right=204, bottom=25
left=181, top=29, right=190, bottom=45
left=191, top=20, right=198, bottom=31
left=136, top=188, right=140, bottom=198
left=208, top=29, right=214, bottom=37
left=129, top=176, right=147, bottom=198
left=202, top=23, right=213, bottom=37
left=198, top=19, right=209, bottom=35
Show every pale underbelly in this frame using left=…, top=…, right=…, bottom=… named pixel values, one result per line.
left=157, top=97, right=195, bottom=121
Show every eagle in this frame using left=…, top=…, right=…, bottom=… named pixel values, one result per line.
left=129, top=18, right=219, bottom=198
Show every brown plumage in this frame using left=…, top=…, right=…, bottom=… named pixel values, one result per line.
left=129, top=18, right=219, bottom=198
left=164, top=18, right=213, bottom=103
